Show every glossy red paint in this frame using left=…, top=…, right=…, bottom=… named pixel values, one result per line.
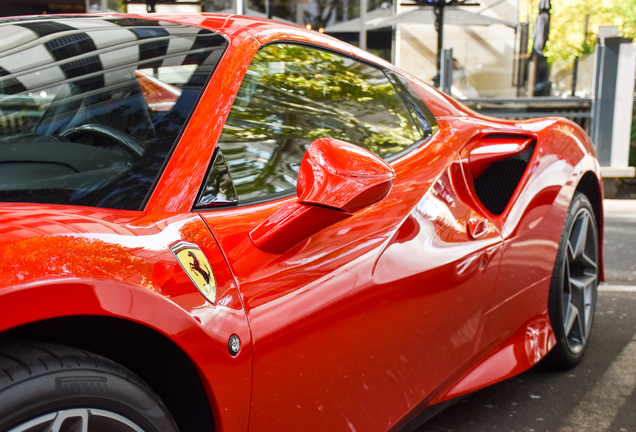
left=249, top=202, right=351, bottom=254
left=296, top=138, right=396, bottom=212
left=0, top=13, right=605, bottom=432
left=144, top=15, right=263, bottom=213
left=0, top=205, right=252, bottom=432
left=201, top=133, right=507, bottom=431
left=468, top=136, right=535, bottom=177
left=250, top=138, right=395, bottom=254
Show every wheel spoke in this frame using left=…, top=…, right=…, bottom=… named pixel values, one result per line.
left=584, top=283, right=595, bottom=328
left=51, top=409, right=88, bottom=432
left=570, top=213, right=589, bottom=262
left=9, top=409, right=145, bottom=432
left=570, top=273, right=589, bottom=340
left=561, top=257, right=572, bottom=318
left=561, top=207, right=599, bottom=354
left=569, top=273, right=597, bottom=291
left=563, top=301, right=578, bottom=337
left=581, top=252, right=598, bottom=270
left=567, top=238, right=575, bottom=262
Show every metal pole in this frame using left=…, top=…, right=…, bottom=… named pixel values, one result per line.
left=236, top=0, right=244, bottom=15
left=572, top=15, right=589, bottom=98
left=440, top=48, right=453, bottom=94
left=435, top=1, right=445, bottom=77
left=512, top=24, right=519, bottom=87
left=359, top=0, right=368, bottom=50
left=296, top=1, right=304, bottom=25
left=571, top=57, right=579, bottom=96
left=590, top=42, right=605, bottom=148
left=527, top=56, right=536, bottom=96
left=392, top=0, right=401, bottom=66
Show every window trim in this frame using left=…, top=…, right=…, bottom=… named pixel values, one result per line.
left=380, top=70, right=439, bottom=163
left=384, top=70, right=438, bottom=137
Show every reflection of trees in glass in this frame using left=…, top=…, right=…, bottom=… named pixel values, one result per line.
left=218, top=44, right=418, bottom=201
left=107, top=0, right=126, bottom=12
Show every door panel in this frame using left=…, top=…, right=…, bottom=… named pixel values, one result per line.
left=200, top=139, right=503, bottom=432
left=453, top=127, right=580, bottom=353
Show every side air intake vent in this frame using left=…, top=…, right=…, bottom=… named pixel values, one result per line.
left=473, top=139, right=536, bottom=215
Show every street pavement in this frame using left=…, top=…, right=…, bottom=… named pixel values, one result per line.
left=415, top=199, right=636, bottom=432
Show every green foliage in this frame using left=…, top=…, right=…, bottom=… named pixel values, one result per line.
left=221, top=44, right=418, bottom=156
left=107, top=0, right=126, bottom=12
left=526, top=0, right=636, bottom=61
left=218, top=44, right=419, bottom=200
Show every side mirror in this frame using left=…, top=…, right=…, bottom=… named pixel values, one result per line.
left=250, top=138, right=396, bottom=254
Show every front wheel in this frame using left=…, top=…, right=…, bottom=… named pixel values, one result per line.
left=0, top=340, right=179, bottom=432
left=544, top=192, right=600, bottom=369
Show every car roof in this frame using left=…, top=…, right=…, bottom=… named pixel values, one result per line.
left=101, top=13, right=362, bottom=57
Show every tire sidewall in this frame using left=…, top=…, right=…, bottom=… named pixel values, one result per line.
left=0, top=368, right=175, bottom=432
left=547, top=192, right=599, bottom=367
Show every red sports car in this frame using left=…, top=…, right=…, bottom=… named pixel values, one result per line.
left=0, top=13, right=602, bottom=432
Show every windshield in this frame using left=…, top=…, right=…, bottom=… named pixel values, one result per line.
left=0, top=16, right=227, bottom=210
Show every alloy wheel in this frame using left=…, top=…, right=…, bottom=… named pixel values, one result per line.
left=9, top=409, right=145, bottom=432
left=561, top=207, right=598, bottom=354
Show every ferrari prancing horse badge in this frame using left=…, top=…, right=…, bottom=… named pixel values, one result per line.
left=171, top=241, right=217, bottom=304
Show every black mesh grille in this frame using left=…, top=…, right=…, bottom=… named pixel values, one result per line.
left=473, top=142, right=536, bottom=215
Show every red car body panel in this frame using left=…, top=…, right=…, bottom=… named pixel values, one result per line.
left=0, top=207, right=254, bottom=432
left=0, top=13, right=603, bottom=432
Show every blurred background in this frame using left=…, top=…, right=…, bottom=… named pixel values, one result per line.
left=1, top=0, right=634, bottom=194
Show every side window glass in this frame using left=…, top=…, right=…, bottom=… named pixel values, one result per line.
left=216, top=44, right=421, bottom=203
left=385, top=70, right=438, bottom=138
left=196, top=148, right=239, bottom=208
left=0, top=18, right=227, bottom=210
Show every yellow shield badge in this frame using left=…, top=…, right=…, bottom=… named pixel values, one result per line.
left=171, top=241, right=217, bottom=304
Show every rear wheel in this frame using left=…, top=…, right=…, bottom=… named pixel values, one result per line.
left=0, top=340, right=179, bottom=432
left=545, top=193, right=599, bottom=369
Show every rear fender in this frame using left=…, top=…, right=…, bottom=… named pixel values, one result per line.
left=451, top=117, right=601, bottom=241
left=434, top=118, right=604, bottom=399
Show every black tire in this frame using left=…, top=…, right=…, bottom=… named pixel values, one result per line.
left=544, top=192, right=600, bottom=369
left=0, top=340, right=179, bottom=432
